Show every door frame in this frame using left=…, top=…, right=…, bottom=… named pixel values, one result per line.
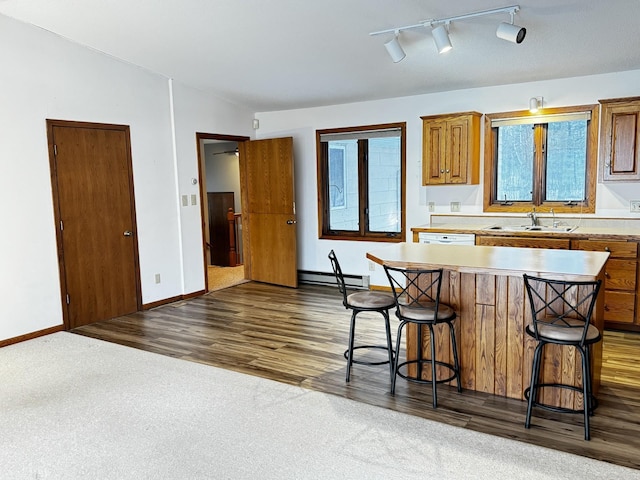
left=47, top=119, right=142, bottom=329
left=196, top=132, right=250, bottom=290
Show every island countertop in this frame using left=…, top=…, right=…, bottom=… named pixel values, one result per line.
left=367, top=242, right=610, bottom=280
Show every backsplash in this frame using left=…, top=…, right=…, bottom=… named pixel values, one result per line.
left=428, top=214, right=640, bottom=230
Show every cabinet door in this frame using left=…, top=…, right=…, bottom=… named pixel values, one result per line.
left=446, top=119, right=468, bottom=184
left=604, top=259, right=638, bottom=291
left=422, top=120, right=446, bottom=184
left=600, top=99, right=640, bottom=181
left=604, top=290, right=636, bottom=324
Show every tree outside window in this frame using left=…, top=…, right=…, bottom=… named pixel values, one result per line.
left=484, top=105, right=598, bottom=213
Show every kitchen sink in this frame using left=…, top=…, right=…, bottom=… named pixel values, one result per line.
left=483, top=225, right=576, bottom=233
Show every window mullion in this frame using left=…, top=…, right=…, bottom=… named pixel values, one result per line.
left=358, top=139, right=368, bottom=236
left=532, top=124, right=545, bottom=205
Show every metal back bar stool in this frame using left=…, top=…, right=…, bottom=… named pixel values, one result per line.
left=383, top=264, right=461, bottom=408
left=523, top=274, right=602, bottom=440
left=328, top=250, right=395, bottom=384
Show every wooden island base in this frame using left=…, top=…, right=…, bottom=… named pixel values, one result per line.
left=367, top=243, right=609, bottom=410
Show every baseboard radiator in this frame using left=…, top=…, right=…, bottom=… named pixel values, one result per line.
left=298, top=270, right=370, bottom=290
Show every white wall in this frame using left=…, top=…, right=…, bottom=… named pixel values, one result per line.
left=170, top=84, right=254, bottom=295
left=254, top=70, right=640, bottom=287
left=0, top=15, right=254, bottom=341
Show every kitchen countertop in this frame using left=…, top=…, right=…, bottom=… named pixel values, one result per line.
left=412, top=223, right=640, bottom=240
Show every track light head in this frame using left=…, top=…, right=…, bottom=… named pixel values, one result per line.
left=432, top=24, right=452, bottom=54
left=384, top=33, right=406, bottom=63
left=496, top=21, right=526, bottom=44
left=529, top=96, right=543, bottom=113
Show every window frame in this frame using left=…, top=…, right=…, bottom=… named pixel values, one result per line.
left=483, top=104, right=599, bottom=214
left=316, top=122, right=406, bottom=242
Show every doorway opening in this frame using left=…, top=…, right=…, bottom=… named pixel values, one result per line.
left=196, top=133, right=250, bottom=292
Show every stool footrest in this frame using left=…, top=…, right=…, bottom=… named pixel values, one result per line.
left=396, top=359, right=459, bottom=385
left=524, top=383, right=598, bottom=415
left=344, top=345, right=395, bottom=366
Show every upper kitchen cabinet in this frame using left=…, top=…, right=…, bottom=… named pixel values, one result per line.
left=599, top=97, right=640, bottom=182
left=421, top=111, right=482, bottom=185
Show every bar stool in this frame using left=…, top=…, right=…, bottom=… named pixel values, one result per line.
left=328, top=250, right=395, bottom=384
left=523, top=274, right=602, bottom=440
left=383, top=264, right=461, bottom=407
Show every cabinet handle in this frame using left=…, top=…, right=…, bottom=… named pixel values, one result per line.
left=604, top=246, right=610, bottom=252
left=604, top=304, right=609, bottom=311
left=446, top=169, right=450, bottom=173
left=440, top=169, right=444, bottom=173
left=604, top=271, right=610, bottom=278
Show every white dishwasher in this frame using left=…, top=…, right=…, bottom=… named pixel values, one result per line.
left=418, top=232, right=476, bottom=245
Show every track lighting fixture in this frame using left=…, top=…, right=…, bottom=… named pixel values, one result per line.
left=496, top=9, right=526, bottom=44
left=432, top=23, right=452, bottom=54
left=529, top=96, right=543, bottom=113
left=384, top=31, right=406, bottom=63
left=370, top=4, right=525, bottom=61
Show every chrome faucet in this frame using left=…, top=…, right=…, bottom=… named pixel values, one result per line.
left=551, top=208, right=559, bottom=228
left=527, top=208, right=539, bottom=226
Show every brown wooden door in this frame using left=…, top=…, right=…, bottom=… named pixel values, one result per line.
left=49, top=121, right=141, bottom=329
left=241, top=137, right=297, bottom=287
left=207, top=192, right=234, bottom=266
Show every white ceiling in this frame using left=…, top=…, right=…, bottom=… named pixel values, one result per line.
left=1, top=0, right=639, bottom=112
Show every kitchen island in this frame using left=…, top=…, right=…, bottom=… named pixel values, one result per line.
left=367, top=242, right=610, bottom=409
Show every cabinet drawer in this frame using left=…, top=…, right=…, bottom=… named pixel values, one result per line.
left=604, top=290, right=636, bottom=323
left=603, top=259, right=638, bottom=290
left=572, top=239, right=638, bottom=258
left=476, top=236, right=570, bottom=249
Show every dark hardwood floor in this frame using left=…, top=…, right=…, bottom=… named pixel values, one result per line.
left=72, top=281, right=640, bottom=470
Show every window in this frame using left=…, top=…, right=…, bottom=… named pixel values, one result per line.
left=317, top=123, right=406, bottom=241
left=484, top=105, right=598, bottom=213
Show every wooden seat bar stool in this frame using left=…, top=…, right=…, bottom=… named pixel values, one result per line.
left=523, top=274, right=603, bottom=440
left=328, top=250, right=396, bottom=384
left=383, top=264, right=461, bottom=407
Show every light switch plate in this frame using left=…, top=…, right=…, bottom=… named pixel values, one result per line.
left=631, top=200, right=640, bottom=213
left=181, top=195, right=188, bottom=207
left=428, top=202, right=435, bottom=212
left=450, top=202, right=460, bottom=212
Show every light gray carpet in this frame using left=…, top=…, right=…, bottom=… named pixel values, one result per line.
left=1, top=332, right=638, bottom=480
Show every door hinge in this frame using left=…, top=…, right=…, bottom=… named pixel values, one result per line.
left=66, top=294, right=70, bottom=305
left=60, top=220, right=64, bottom=231
left=54, top=144, right=57, bottom=156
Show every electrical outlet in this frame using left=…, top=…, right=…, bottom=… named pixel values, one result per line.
left=428, top=202, right=435, bottom=212
left=154, top=274, right=161, bottom=284
left=181, top=195, right=189, bottom=207
left=450, top=201, right=460, bottom=212
left=631, top=200, right=640, bottom=213
left=368, top=262, right=376, bottom=271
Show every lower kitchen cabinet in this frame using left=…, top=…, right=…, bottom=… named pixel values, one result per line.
left=572, top=239, right=639, bottom=329
left=475, top=234, right=640, bottom=330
